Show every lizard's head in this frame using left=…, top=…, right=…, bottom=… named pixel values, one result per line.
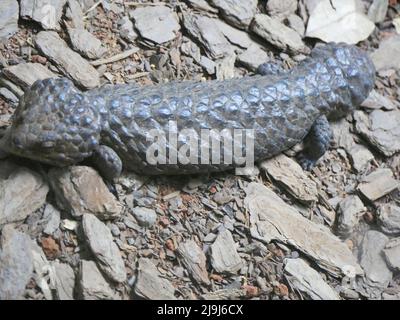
left=0, top=78, right=102, bottom=166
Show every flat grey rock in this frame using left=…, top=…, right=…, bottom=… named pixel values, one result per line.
left=31, top=242, right=53, bottom=300
left=368, top=0, right=388, bottom=23
left=0, top=87, right=19, bottom=104
left=42, top=204, right=61, bottom=235
left=82, top=214, right=127, bottom=283
left=79, top=260, right=116, bottom=300
left=340, top=288, right=360, bottom=300
left=183, top=14, right=234, bottom=59
left=0, top=160, right=49, bottom=226
left=48, top=166, right=122, bottom=220
left=361, top=90, right=397, bottom=111
left=214, top=19, right=255, bottom=49
left=181, top=37, right=202, bottom=63
left=35, top=31, right=100, bottom=89
left=61, top=219, right=78, bottom=231
left=377, top=203, right=400, bottom=236
left=305, top=0, right=375, bottom=44
left=209, top=0, right=258, bottom=29
left=52, top=261, right=75, bottom=300
left=354, top=110, right=400, bottom=157
left=359, top=230, right=392, bottom=288
left=331, top=118, right=355, bottom=152
left=260, top=154, right=318, bottom=204
left=131, top=207, right=157, bottom=227
left=102, top=0, right=123, bottom=14
left=67, top=27, right=107, bottom=60
left=245, top=182, right=362, bottom=277
left=371, top=35, right=400, bottom=71
left=383, top=238, right=400, bottom=272
left=134, top=258, right=175, bottom=300
left=0, top=0, right=19, bottom=40
left=210, top=229, right=243, bottom=274
left=130, top=6, right=180, bottom=44
left=213, top=188, right=233, bottom=205
left=237, top=43, right=269, bottom=71
left=251, top=14, right=309, bottom=54
left=348, top=144, right=374, bottom=173
left=0, top=77, right=24, bottom=98
left=3, top=63, right=58, bottom=90
left=382, top=292, right=400, bottom=300
left=177, top=240, right=210, bottom=285
left=215, top=54, right=236, bottom=80
left=186, top=0, right=219, bottom=13
left=20, top=0, right=66, bottom=30
left=336, top=195, right=365, bottom=238
left=357, top=168, right=399, bottom=202
left=65, top=0, right=84, bottom=29
left=199, top=56, right=216, bottom=74
left=284, top=258, right=340, bottom=300
left=117, top=16, right=138, bottom=43
left=0, top=226, right=34, bottom=299
left=287, top=14, right=306, bottom=36
left=266, top=0, right=298, bottom=20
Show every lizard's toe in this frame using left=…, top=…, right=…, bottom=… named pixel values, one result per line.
left=296, top=152, right=317, bottom=171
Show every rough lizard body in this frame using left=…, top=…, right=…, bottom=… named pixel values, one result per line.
left=0, top=43, right=375, bottom=178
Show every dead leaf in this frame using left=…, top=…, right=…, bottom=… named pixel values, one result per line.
left=306, top=0, right=375, bottom=44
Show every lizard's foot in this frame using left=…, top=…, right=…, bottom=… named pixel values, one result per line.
left=92, top=145, right=122, bottom=181
left=297, top=152, right=318, bottom=171
left=297, top=115, right=332, bottom=171
left=256, top=62, right=285, bottom=76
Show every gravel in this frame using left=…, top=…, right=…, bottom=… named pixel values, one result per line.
left=0, top=0, right=399, bottom=301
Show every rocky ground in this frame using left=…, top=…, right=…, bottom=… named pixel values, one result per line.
left=0, top=0, right=399, bottom=300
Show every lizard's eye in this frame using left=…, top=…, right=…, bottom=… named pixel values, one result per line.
left=41, top=141, right=55, bottom=148
left=13, top=136, right=23, bottom=149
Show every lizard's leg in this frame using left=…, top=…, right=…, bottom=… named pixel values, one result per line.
left=256, top=61, right=285, bottom=76
left=91, top=145, right=123, bottom=181
left=297, top=115, right=333, bottom=170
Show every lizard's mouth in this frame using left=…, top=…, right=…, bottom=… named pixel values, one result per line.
left=0, top=128, right=30, bottom=161
left=0, top=128, right=65, bottom=166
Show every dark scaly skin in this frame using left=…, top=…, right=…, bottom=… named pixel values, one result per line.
left=0, top=43, right=375, bottom=177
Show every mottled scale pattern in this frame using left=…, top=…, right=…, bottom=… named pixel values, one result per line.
left=3, top=78, right=102, bottom=165
left=0, top=43, right=375, bottom=175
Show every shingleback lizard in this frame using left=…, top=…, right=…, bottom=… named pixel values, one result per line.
left=0, top=43, right=375, bottom=179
